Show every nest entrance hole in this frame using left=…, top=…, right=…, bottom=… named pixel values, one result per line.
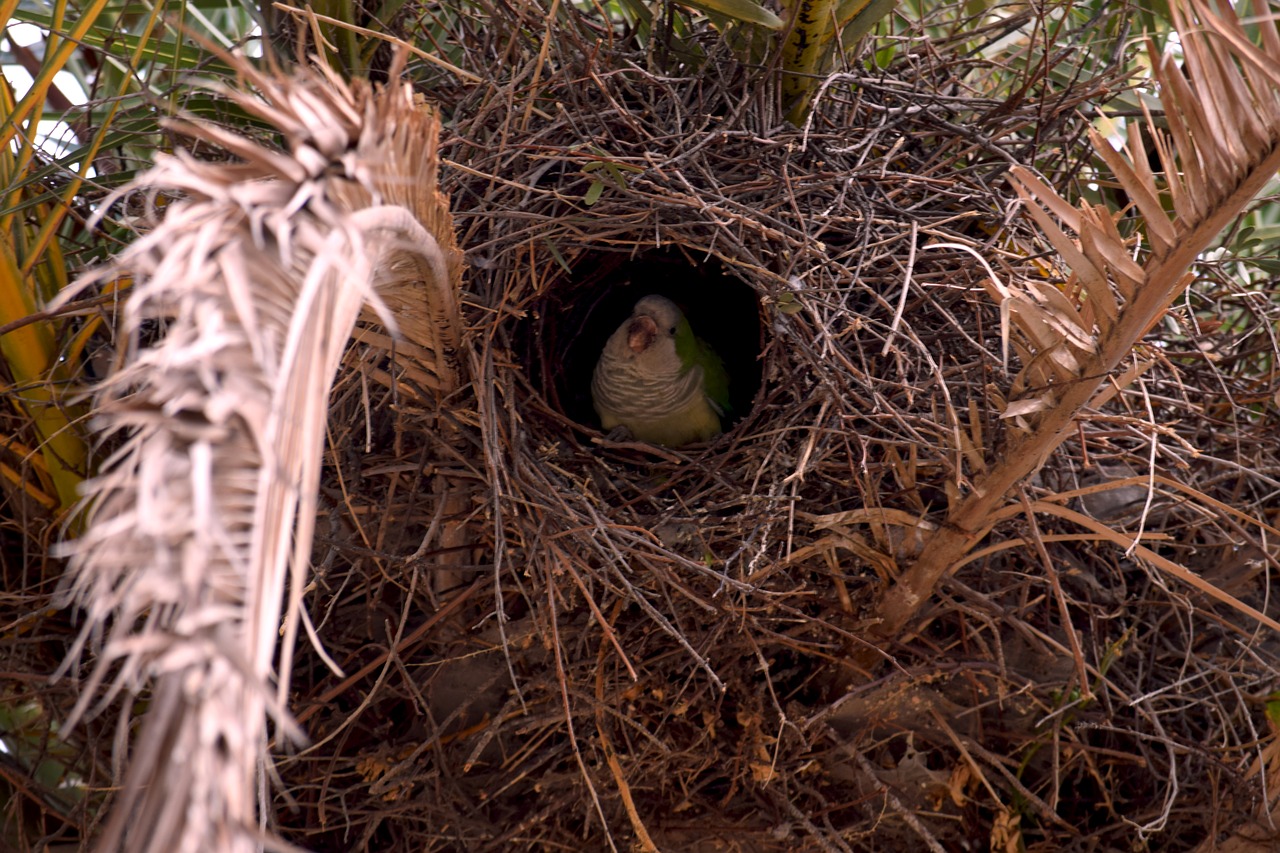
left=527, top=248, right=763, bottom=442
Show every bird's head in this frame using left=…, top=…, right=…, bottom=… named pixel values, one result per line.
left=606, top=295, right=689, bottom=373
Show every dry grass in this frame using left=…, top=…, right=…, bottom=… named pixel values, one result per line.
left=5, top=0, right=1280, bottom=851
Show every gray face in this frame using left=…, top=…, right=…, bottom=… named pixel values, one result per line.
left=606, top=295, right=683, bottom=366
left=592, top=295, right=702, bottom=420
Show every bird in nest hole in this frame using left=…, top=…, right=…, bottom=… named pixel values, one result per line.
left=591, top=294, right=730, bottom=448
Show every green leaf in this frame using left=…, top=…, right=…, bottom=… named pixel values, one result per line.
left=676, top=0, right=784, bottom=30
left=776, top=291, right=805, bottom=314
left=1266, top=692, right=1280, bottom=728
left=834, top=0, right=895, bottom=48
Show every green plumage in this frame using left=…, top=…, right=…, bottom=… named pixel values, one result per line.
left=673, top=312, right=730, bottom=416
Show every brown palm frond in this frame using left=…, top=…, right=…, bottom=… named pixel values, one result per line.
left=866, top=0, right=1280, bottom=648
left=52, top=52, right=459, bottom=853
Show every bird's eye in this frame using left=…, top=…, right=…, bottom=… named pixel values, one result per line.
left=668, top=326, right=677, bottom=335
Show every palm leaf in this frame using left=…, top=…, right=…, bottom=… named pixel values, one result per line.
left=865, top=0, right=1280, bottom=648
left=53, top=47, right=461, bottom=853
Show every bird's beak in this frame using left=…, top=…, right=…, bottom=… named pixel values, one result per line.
left=627, top=315, right=657, bottom=354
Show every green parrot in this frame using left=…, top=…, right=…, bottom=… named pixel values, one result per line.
left=591, top=294, right=730, bottom=448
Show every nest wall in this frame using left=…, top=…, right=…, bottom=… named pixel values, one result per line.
left=265, top=16, right=1280, bottom=853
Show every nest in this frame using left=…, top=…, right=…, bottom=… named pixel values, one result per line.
left=265, top=14, right=1280, bottom=853
left=7, top=3, right=1280, bottom=852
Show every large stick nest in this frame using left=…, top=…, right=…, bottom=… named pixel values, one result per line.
left=8, top=2, right=1280, bottom=851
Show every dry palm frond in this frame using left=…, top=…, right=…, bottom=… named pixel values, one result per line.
left=52, top=51, right=460, bottom=853
left=867, top=0, right=1280, bottom=648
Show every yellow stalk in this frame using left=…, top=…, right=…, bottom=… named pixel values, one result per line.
left=0, top=242, right=85, bottom=511
left=0, top=26, right=89, bottom=512
left=780, top=0, right=895, bottom=124
left=21, top=3, right=166, bottom=276
left=0, top=0, right=114, bottom=152
left=781, top=0, right=841, bottom=122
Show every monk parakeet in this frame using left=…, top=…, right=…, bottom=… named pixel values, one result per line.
left=591, top=295, right=730, bottom=448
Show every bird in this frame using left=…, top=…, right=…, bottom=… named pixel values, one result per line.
left=591, top=294, right=730, bottom=448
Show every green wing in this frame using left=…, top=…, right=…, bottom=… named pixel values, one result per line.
left=675, top=315, right=731, bottom=416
